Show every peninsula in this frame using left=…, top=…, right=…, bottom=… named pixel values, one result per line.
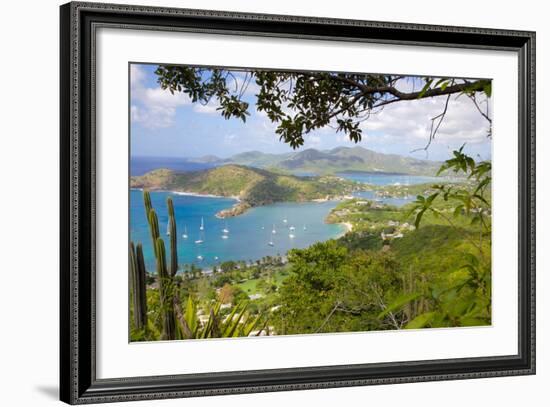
left=130, top=164, right=365, bottom=217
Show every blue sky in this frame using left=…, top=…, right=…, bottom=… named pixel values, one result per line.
left=130, top=63, right=492, bottom=161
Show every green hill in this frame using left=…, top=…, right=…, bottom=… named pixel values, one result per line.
left=131, top=165, right=362, bottom=216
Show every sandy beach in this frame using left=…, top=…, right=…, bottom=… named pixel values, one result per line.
left=172, top=191, right=240, bottom=201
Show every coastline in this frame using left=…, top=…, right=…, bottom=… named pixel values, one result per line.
left=333, top=222, right=353, bottom=239
left=341, top=222, right=353, bottom=236
left=215, top=201, right=251, bottom=219
left=172, top=190, right=241, bottom=202
left=131, top=187, right=354, bottom=221
left=131, top=188, right=240, bottom=202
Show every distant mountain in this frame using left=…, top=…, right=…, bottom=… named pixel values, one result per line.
left=224, top=146, right=441, bottom=176
left=226, top=151, right=293, bottom=168
left=179, top=146, right=441, bottom=175
left=186, top=154, right=224, bottom=164
left=130, top=165, right=360, bottom=217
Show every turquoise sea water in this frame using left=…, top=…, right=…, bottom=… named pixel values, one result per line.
left=130, top=190, right=345, bottom=269
left=130, top=171, right=438, bottom=270
left=337, top=171, right=441, bottom=186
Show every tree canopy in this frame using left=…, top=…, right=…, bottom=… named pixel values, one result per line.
left=155, top=66, right=492, bottom=150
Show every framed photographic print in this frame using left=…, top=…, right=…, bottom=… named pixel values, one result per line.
left=60, top=1, right=536, bottom=404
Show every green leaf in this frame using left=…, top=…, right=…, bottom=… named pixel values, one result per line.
left=473, top=193, right=490, bottom=206
left=405, top=312, right=436, bottom=329
left=184, top=296, right=197, bottom=335
left=483, top=82, right=492, bottom=98
left=417, top=79, right=433, bottom=99
left=414, top=208, right=427, bottom=229
left=378, top=292, right=421, bottom=319
left=242, top=313, right=263, bottom=336
left=225, top=303, right=249, bottom=337
left=453, top=205, right=464, bottom=217
left=426, top=192, right=439, bottom=205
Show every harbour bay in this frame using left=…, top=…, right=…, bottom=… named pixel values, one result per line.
left=129, top=171, right=438, bottom=270
left=130, top=189, right=345, bottom=270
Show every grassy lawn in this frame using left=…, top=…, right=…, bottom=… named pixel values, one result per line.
left=238, top=278, right=260, bottom=294
left=236, top=270, right=289, bottom=294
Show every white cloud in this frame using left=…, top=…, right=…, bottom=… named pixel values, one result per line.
left=130, top=65, right=191, bottom=129
left=193, top=104, right=219, bottom=115
left=360, top=91, right=492, bottom=148
left=130, top=64, right=145, bottom=87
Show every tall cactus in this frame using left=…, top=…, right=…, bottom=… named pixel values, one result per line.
left=143, top=189, right=152, bottom=215
left=129, top=241, right=147, bottom=331
left=147, top=209, right=160, bottom=257
left=141, top=190, right=179, bottom=340
left=155, top=237, right=176, bottom=340
left=167, top=197, right=178, bottom=277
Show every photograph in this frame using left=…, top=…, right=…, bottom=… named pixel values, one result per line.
left=129, top=63, right=493, bottom=342
left=56, top=2, right=536, bottom=404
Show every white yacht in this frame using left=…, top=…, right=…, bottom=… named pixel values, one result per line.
left=195, top=219, right=205, bottom=244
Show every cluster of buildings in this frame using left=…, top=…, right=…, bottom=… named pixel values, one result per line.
left=380, top=220, right=416, bottom=241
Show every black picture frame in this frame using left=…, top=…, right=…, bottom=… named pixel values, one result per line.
left=60, top=2, right=536, bottom=404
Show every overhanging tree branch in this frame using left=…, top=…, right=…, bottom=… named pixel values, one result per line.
left=154, top=66, right=492, bottom=150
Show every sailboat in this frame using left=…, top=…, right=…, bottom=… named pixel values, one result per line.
left=283, top=216, right=288, bottom=224
left=222, top=221, right=229, bottom=234
left=289, top=225, right=295, bottom=231
left=182, top=225, right=188, bottom=239
left=195, top=218, right=205, bottom=244
left=289, top=233, right=295, bottom=239
left=303, top=224, right=307, bottom=231
left=268, top=231, right=275, bottom=247
left=166, top=220, right=170, bottom=236
left=271, top=224, right=277, bottom=234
